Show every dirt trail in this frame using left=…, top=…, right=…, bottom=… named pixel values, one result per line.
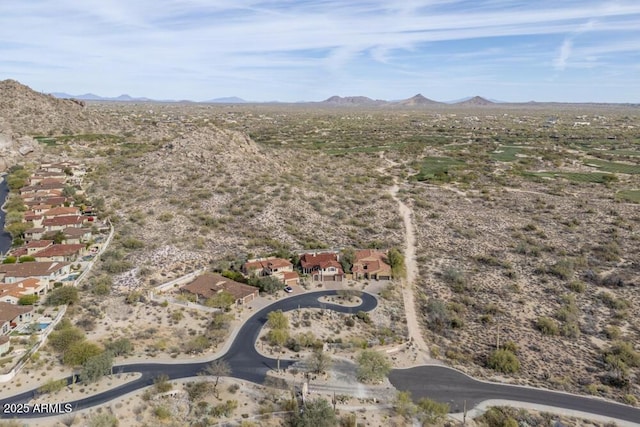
left=389, top=182, right=432, bottom=363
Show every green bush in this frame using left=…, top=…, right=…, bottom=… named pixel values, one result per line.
left=535, top=316, right=559, bottom=336
left=487, top=349, right=520, bottom=374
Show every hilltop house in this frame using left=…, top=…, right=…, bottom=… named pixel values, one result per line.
left=181, top=273, right=259, bottom=305
left=300, top=252, right=344, bottom=282
left=352, top=249, right=392, bottom=280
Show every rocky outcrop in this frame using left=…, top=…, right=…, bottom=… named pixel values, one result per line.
left=0, top=132, right=42, bottom=172
left=0, top=79, right=95, bottom=136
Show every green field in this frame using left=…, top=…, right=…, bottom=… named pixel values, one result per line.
left=584, top=159, right=640, bottom=174
left=523, top=171, right=618, bottom=184
left=413, top=156, right=466, bottom=182
left=491, top=146, right=525, bottom=162
left=616, top=190, right=640, bottom=203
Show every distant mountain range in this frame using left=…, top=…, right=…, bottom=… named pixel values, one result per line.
left=49, top=92, right=637, bottom=107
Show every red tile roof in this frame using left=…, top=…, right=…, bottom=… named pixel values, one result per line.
left=42, top=216, right=85, bottom=227
left=43, top=207, right=80, bottom=217
left=300, top=253, right=339, bottom=269
left=32, top=244, right=85, bottom=258
left=0, top=262, right=69, bottom=278
left=244, top=258, right=292, bottom=271
left=182, top=273, right=258, bottom=302
left=0, top=302, right=33, bottom=322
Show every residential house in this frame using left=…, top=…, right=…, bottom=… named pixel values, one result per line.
left=32, top=244, right=86, bottom=262
left=243, top=258, right=293, bottom=276
left=181, top=273, right=259, bottom=305
left=30, top=204, right=52, bottom=215
left=42, top=215, right=86, bottom=232
left=23, top=212, right=43, bottom=227
left=300, top=252, right=344, bottom=282
left=352, top=249, right=392, bottom=280
left=0, top=302, right=33, bottom=335
left=0, top=278, right=48, bottom=304
left=28, top=172, right=67, bottom=185
left=42, top=206, right=80, bottom=219
left=0, top=262, right=70, bottom=284
left=282, top=271, right=300, bottom=286
left=24, top=228, right=46, bottom=243
left=62, top=228, right=92, bottom=244
left=7, top=240, right=54, bottom=258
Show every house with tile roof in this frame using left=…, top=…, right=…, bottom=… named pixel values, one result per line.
left=243, top=257, right=293, bottom=275
left=42, top=215, right=86, bottom=232
left=0, top=302, right=33, bottom=335
left=42, top=206, right=80, bottom=219
left=0, top=262, right=70, bottom=284
left=181, top=273, right=259, bottom=305
left=352, top=249, right=392, bottom=280
left=32, top=244, right=86, bottom=262
left=0, top=278, right=48, bottom=304
left=300, top=252, right=344, bottom=282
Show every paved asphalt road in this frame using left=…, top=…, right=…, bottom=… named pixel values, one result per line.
left=2, top=290, right=639, bottom=424
left=0, top=290, right=377, bottom=418
left=390, top=366, right=640, bottom=424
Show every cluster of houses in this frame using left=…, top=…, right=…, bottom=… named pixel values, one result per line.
left=179, top=249, right=393, bottom=307
left=0, top=161, right=99, bottom=341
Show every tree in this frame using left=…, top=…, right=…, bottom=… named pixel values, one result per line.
left=90, top=275, right=112, bottom=296
left=38, top=378, right=67, bottom=394
left=416, top=398, right=449, bottom=424
left=267, top=328, right=290, bottom=347
left=42, top=230, right=66, bottom=244
left=80, top=351, right=113, bottom=384
left=205, top=290, right=236, bottom=310
left=202, top=359, right=231, bottom=397
left=18, top=256, right=35, bottom=263
left=2, top=256, right=16, bottom=264
left=46, top=286, right=79, bottom=306
left=267, top=310, right=289, bottom=330
left=340, top=247, right=356, bottom=273
left=104, top=338, right=133, bottom=356
left=386, top=247, right=406, bottom=278
left=63, top=341, right=102, bottom=366
left=307, top=348, right=332, bottom=374
left=48, top=326, right=85, bottom=353
left=292, top=398, right=337, bottom=427
left=249, top=276, right=282, bottom=294
left=356, top=350, right=391, bottom=383
left=18, top=294, right=38, bottom=305
left=487, top=349, right=520, bottom=374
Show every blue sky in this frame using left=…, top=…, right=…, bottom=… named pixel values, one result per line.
left=1, top=0, right=639, bottom=102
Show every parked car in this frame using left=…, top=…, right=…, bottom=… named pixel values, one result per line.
left=284, top=286, right=293, bottom=293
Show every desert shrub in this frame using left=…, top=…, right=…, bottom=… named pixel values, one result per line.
left=442, top=267, right=467, bottom=292
left=598, top=292, right=629, bottom=310
left=417, top=398, right=449, bottom=424
left=548, top=259, right=574, bottom=280
left=46, top=286, right=79, bottom=305
left=487, top=349, right=520, bottom=374
left=566, top=280, right=586, bottom=293
left=535, top=317, right=559, bottom=336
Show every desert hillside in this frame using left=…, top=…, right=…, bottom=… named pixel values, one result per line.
left=1, top=81, right=638, bottom=408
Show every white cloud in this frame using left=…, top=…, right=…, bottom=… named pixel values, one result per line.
left=554, top=38, right=574, bottom=70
